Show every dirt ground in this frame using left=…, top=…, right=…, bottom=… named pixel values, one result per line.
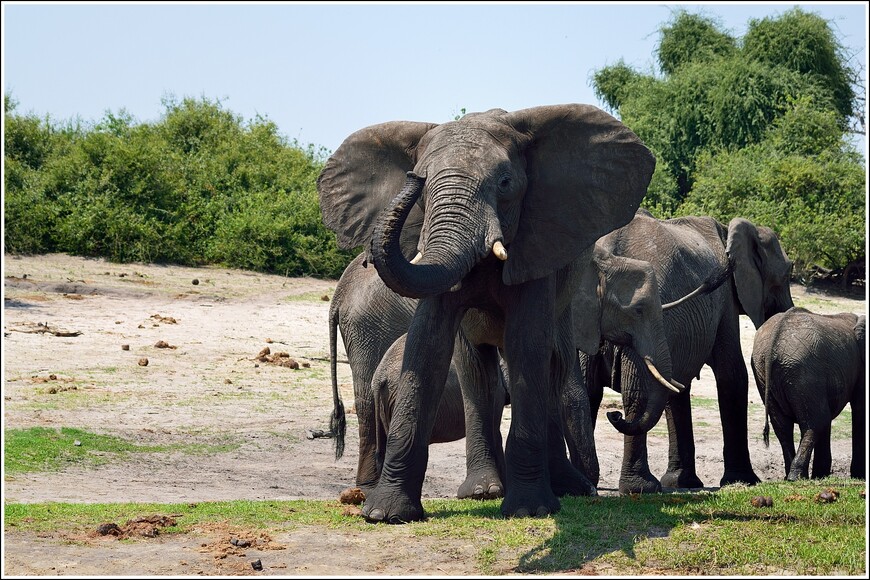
left=2, top=253, right=866, bottom=576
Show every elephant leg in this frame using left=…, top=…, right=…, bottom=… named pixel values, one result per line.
left=811, top=424, right=832, bottom=479
left=548, top=390, right=597, bottom=497
left=850, top=388, right=866, bottom=479
left=660, top=387, right=703, bottom=489
left=361, top=296, right=462, bottom=524
left=562, top=350, right=600, bottom=486
left=455, top=341, right=505, bottom=500
left=769, top=411, right=796, bottom=479
left=577, top=351, right=604, bottom=429
left=352, top=376, right=381, bottom=494
left=709, top=326, right=760, bottom=486
left=788, top=425, right=816, bottom=481
left=618, top=432, right=662, bottom=494
left=500, top=280, right=561, bottom=518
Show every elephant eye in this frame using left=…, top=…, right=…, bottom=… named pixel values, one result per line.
left=497, top=175, right=512, bottom=192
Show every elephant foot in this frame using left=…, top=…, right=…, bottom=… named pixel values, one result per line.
left=360, top=484, right=425, bottom=524
left=549, top=457, right=597, bottom=497
left=500, top=481, right=561, bottom=518
left=457, top=470, right=504, bottom=500
left=720, top=469, right=761, bottom=487
left=618, top=473, right=662, bottom=495
left=660, top=469, right=704, bottom=490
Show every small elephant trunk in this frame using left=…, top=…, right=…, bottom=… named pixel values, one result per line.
left=606, top=346, right=674, bottom=436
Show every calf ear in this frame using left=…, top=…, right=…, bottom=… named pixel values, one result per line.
left=726, top=218, right=765, bottom=328
left=855, top=315, right=866, bottom=365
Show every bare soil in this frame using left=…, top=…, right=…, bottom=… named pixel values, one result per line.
left=2, top=253, right=866, bottom=576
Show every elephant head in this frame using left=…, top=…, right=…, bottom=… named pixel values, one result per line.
left=725, top=217, right=794, bottom=329
left=574, top=245, right=690, bottom=436
left=317, top=105, right=655, bottom=299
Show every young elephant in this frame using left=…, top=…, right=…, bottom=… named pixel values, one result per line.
left=371, top=331, right=509, bottom=490
left=751, top=307, right=866, bottom=481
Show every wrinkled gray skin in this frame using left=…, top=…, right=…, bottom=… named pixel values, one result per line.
left=318, top=105, right=655, bottom=522
left=751, top=308, right=866, bottom=481
left=371, top=331, right=509, bottom=491
left=584, top=210, right=795, bottom=494
left=328, top=244, right=683, bottom=502
left=327, top=252, right=508, bottom=501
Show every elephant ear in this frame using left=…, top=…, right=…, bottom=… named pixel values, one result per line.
left=725, top=217, right=766, bottom=329
left=572, top=246, right=603, bottom=355
left=502, top=104, right=655, bottom=285
left=317, top=121, right=438, bottom=259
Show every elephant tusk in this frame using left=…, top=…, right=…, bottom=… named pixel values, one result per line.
left=410, top=252, right=423, bottom=264
left=643, top=356, right=683, bottom=393
left=492, top=241, right=508, bottom=261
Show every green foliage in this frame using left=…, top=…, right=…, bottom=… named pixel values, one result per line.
left=3, top=94, right=352, bottom=278
left=679, top=107, right=865, bottom=276
left=592, top=8, right=865, bottom=277
left=656, top=11, right=737, bottom=75
left=743, top=7, right=856, bottom=124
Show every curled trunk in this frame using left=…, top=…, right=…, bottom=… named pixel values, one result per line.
left=606, top=346, right=674, bottom=436
left=371, top=172, right=473, bottom=299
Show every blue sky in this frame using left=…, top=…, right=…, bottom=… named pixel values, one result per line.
left=2, top=2, right=867, bottom=154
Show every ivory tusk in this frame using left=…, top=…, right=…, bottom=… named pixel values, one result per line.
left=410, top=252, right=423, bottom=264
left=644, top=356, right=683, bottom=393
left=492, top=241, right=508, bottom=261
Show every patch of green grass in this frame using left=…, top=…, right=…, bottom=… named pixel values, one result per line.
left=3, top=427, right=240, bottom=474
left=5, top=479, right=864, bottom=575
left=282, top=290, right=334, bottom=303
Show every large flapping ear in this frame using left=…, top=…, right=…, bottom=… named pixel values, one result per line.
left=855, top=315, right=866, bottom=365
left=725, top=217, right=765, bottom=328
left=317, top=121, right=438, bottom=258
left=501, top=104, right=655, bottom=285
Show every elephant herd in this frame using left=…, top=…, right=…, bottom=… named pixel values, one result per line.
left=315, top=104, right=866, bottom=523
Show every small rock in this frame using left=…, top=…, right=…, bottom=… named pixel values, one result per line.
left=138, top=358, right=149, bottom=366
left=230, top=537, right=251, bottom=548
left=321, top=295, right=330, bottom=301
left=251, top=559, right=263, bottom=571
left=74, top=440, right=82, bottom=446
left=860, top=490, right=866, bottom=499
left=121, top=344, right=130, bottom=351
left=192, top=279, right=199, bottom=285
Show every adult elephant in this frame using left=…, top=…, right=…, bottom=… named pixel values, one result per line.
left=326, top=242, right=693, bottom=501
left=318, top=104, right=655, bottom=522
left=585, top=210, right=795, bottom=494
left=750, top=307, right=865, bottom=481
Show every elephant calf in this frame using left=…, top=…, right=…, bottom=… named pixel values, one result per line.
left=751, top=307, right=866, bottom=481
left=371, top=332, right=509, bottom=494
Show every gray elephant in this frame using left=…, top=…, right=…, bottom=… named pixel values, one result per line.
left=750, top=307, right=866, bottom=481
left=328, top=241, right=696, bottom=502
left=584, top=209, right=795, bottom=494
left=318, top=104, right=656, bottom=522
left=371, top=330, right=509, bottom=492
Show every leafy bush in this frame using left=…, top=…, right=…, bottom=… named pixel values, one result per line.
left=4, top=95, right=354, bottom=278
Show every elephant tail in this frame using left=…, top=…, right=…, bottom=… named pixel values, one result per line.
left=328, top=298, right=346, bottom=460
left=752, top=346, right=773, bottom=449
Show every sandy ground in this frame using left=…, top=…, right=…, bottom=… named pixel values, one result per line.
left=2, top=253, right=866, bottom=575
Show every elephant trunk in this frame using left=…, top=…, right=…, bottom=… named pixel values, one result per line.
left=606, top=346, right=677, bottom=436
left=371, top=172, right=489, bottom=300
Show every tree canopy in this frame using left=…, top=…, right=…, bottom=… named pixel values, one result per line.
left=592, top=7, right=865, bottom=280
